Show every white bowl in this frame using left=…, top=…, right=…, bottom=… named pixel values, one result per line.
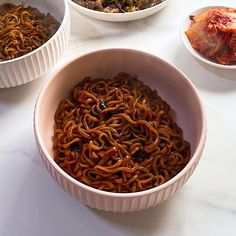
left=0, top=0, right=70, bottom=88
left=68, top=0, right=169, bottom=22
left=34, top=48, right=207, bottom=212
left=180, top=6, right=236, bottom=70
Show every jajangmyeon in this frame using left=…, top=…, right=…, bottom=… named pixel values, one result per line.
left=0, top=3, right=60, bottom=61
left=53, top=73, right=191, bottom=193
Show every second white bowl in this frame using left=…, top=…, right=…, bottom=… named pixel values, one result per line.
left=0, top=0, right=70, bottom=88
left=68, top=0, right=169, bottom=22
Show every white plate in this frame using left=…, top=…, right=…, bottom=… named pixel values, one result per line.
left=68, top=0, right=169, bottom=22
left=180, top=6, right=236, bottom=70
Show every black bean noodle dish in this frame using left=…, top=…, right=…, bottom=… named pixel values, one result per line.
left=0, top=3, right=60, bottom=61
left=53, top=72, right=191, bottom=193
left=73, top=0, right=165, bottom=13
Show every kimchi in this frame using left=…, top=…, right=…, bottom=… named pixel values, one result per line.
left=186, top=8, right=236, bottom=65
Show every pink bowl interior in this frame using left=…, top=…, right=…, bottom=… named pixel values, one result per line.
left=35, top=49, right=205, bottom=187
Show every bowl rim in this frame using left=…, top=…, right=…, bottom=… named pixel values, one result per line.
left=34, top=48, right=207, bottom=198
left=0, top=0, right=69, bottom=65
left=68, top=0, right=169, bottom=16
left=180, top=5, right=236, bottom=70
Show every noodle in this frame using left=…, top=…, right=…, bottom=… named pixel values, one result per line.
left=53, top=72, right=191, bottom=193
left=0, top=3, right=60, bottom=61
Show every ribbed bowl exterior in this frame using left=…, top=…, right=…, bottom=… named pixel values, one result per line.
left=35, top=133, right=204, bottom=212
left=0, top=4, right=70, bottom=88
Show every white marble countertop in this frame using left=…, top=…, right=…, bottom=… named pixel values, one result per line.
left=1, top=0, right=236, bottom=235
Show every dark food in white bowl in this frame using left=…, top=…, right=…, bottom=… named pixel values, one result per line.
left=72, top=0, right=165, bottom=13
left=0, top=3, right=60, bottom=61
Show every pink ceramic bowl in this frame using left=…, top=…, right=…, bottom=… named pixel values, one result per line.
left=34, top=48, right=207, bottom=212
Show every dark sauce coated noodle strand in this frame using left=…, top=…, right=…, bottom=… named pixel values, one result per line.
left=53, top=73, right=191, bottom=193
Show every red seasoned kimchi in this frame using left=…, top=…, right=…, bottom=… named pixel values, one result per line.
left=186, top=8, right=236, bottom=65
